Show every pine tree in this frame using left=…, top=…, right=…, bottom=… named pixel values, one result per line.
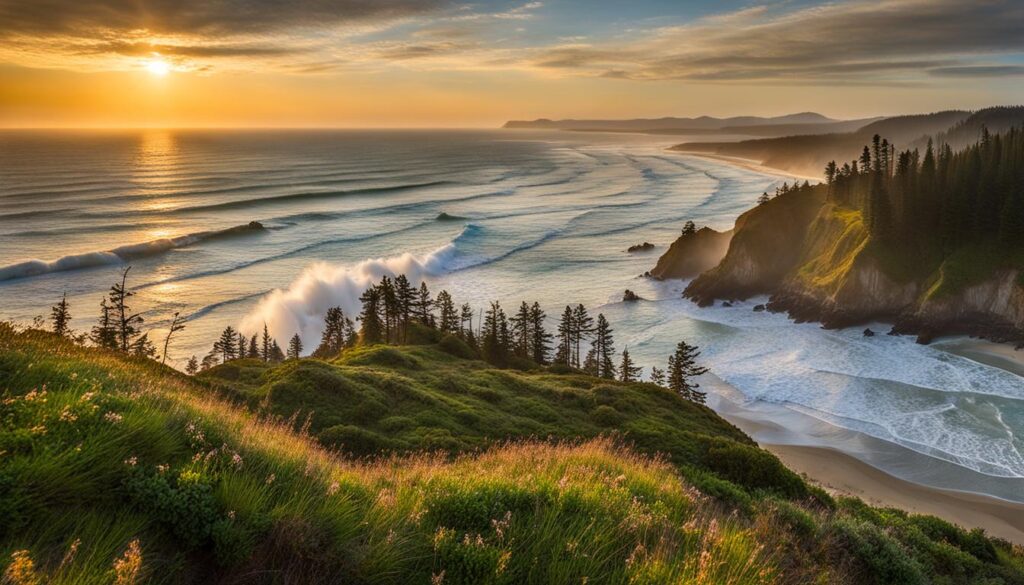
left=529, top=302, right=552, bottom=365
left=270, top=340, right=285, bottom=361
left=649, top=366, right=665, bottom=386
left=571, top=304, right=593, bottom=368
left=314, top=307, right=348, bottom=357
left=415, top=281, right=434, bottom=326
left=619, top=348, right=642, bottom=382
left=130, top=333, right=157, bottom=359
left=261, top=323, right=272, bottom=362
left=436, top=290, right=459, bottom=334
left=91, top=298, right=118, bottom=349
left=214, top=326, right=239, bottom=363
left=757, top=192, right=770, bottom=205
left=287, top=333, right=303, bottom=359
left=481, top=301, right=509, bottom=367
left=681, top=220, right=697, bottom=236
left=160, top=312, right=185, bottom=365
left=247, top=335, right=259, bottom=359
left=201, top=352, right=219, bottom=371
left=555, top=305, right=574, bottom=366
left=378, top=276, right=396, bottom=342
left=359, top=287, right=384, bottom=344
left=667, top=341, right=709, bottom=403
left=509, top=301, right=532, bottom=357
left=51, top=292, right=71, bottom=337
left=185, top=355, right=199, bottom=376
left=591, top=314, right=616, bottom=379
left=394, top=275, right=416, bottom=342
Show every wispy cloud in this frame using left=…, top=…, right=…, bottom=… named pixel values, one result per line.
left=527, top=0, right=1024, bottom=83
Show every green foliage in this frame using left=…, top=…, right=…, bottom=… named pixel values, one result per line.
left=826, top=517, right=926, bottom=585
left=123, top=468, right=219, bottom=548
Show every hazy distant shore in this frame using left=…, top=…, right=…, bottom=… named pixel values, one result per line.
left=669, top=150, right=822, bottom=183
left=705, top=339, right=1024, bottom=542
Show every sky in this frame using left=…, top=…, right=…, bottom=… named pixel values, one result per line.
left=1, top=0, right=1023, bottom=128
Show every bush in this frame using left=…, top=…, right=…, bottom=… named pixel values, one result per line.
left=703, top=442, right=807, bottom=498
left=591, top=405, right=625, bottom=427
left=827, top=517, right=926, bottom=585
left=124, top=468, right=220, bottom=547
left=439, top=334, right=477, bottom=360
left=767, top=498, right=817, bottom=538
left=318, top=425, right=393, bottom=457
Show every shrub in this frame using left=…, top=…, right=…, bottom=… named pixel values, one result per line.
left=438, top=334, right=477, bottom=359
left=318, top=425, right=392, bottom=457
left=703, top=442, right=807, bottom=498
left=124, top=468, right=220, bottom=547
left=767, top=498, right=817, bottom=538
left=826, top=517, right=926, bottom=585
left=591, top=405, right=624, bottom=427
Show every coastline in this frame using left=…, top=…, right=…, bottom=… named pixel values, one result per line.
left=704, top=338, right=1024, bottom=543
left=667, top=150, right=822, bottom=183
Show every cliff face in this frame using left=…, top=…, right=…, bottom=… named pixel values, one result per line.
left=649, top=226, right=732, bottom=280
left=683, top=188, right=825, bottom=305
left=679, top=187, right=1024, bottom=343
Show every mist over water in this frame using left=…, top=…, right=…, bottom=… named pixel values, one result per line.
left=2, top=129, right=1023, bottom=496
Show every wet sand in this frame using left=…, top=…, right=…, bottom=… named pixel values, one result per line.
left=704, top=336, right=1024, bottom=543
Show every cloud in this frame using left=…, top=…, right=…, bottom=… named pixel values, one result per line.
left=929, top=65, right=1024, bottom=78
left=528, top=0, right=1024, bottom=83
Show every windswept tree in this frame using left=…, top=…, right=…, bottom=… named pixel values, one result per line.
left=109, top=266, right=144, bottom=353
left=667, top=341, right=709, bottom=403
left=201, top=352, right=219, bottom=371
left=185, top=355, right=199, bottom=376
left=287, top=334, right=303, bottom=360
left=131, top=333, right=157, bottom=359
left=160, top=312, right=186, bottom=365
left=51, top=292, right=71, bottom=338
left=649, top=366, right=666, bottom=387
left=681, top=220, right=697, bottom=236
left=619, top=348, right=642, bottom=382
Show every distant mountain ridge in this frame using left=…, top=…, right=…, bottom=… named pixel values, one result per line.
left=503, top=112, right=837, bottom=130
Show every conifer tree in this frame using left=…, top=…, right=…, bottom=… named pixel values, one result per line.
left=619, top=348, right=642, bottom=382
left=667, top=341, right=709, bottom=403
left=287, top=334, right=303, bottom=360
left=436, top=291, right=459, bottom=334
left=681, top=220, right=697, bottom=236
left=529, top=302, right=552, bottom=365
left=185, top=355, right=199, bottom=376
left=201, top=352, right=219, bottom=371
left=591, top=313, right=616, bottom=379
left=261, top=323, right=272, bottom=362
left=91, top=298, right=118, bottom=350
left=131, top=333, right=157, bottom=359
left=571, top=304, right=593, bottom=368
left=415, top=281, right=434, bottom=326
left=509, top=301, right=532, bottom=357
left=394, top=274, right=416, bottom=342
left=248, top=335, right=259, bottom=359
left=51, top=292, right=71, bottom=338
left=270, top=340, right=285, bottom=361
left=481, top=301, right=509, bottom=367
left=555, top=305, right=574, bottom=366
left=109, top=266, right=144, bottom=353
left=214, top=326, right=239, bottom=363
left=314, top=307, right=349, bottom=357
left=359, top=287, right=384, bottom=345
left=649, top=366, right=665, bottom=386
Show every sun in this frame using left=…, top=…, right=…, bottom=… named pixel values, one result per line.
left=146, top=57, right=171, bottom=77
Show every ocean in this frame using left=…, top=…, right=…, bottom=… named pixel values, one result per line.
left=2, top=129, right=1023, bottom=499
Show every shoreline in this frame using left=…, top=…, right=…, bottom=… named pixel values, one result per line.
left=703, top=336, right=1024, bottom=543
left=667, top=150, right=822, bottom=183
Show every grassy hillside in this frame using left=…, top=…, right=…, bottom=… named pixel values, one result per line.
left=3, top=324, right=1024, bottom=584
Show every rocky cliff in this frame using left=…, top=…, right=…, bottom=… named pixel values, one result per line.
left=676, top=186, right=1024, bottom=344
left=649, top=226, right=732, bottom=279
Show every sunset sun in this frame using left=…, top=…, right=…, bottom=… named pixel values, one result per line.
left=145, top=56, right=170, bottom=76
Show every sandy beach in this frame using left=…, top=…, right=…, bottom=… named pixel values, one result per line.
left=708, top=336, right=1024, bottom=543
left=669, top=150, right=822, bottom=183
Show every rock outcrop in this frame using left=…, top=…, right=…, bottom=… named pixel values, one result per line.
left=680, top=185, right=1024, bottom=344
left=650, top=227, right=733, bottom=280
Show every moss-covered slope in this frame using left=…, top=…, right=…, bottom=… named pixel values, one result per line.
left=3, top=325, right=1024, bottom=584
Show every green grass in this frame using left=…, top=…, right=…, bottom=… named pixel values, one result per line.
left=3, top=324, right=1024, bottom=584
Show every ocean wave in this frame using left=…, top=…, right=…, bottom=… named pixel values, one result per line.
left=0, top=221, right=266, bottom=282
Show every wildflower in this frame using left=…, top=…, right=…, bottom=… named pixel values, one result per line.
left=124, top=456, right=138, bottom=467
left=80, top=392, right=96, bottom=402
left=70, top=372, right=78, bottom=380
left=431, top=570, right=445, bottom=585
left=156, top=464, right=169, bottom=475
left=227, top=510, right=236, bottom=520
left=60, top=407, right=78, bottom=422
left=231, top=453, right=243, bottom=469
left=29, top=425, right=46, bottom=435
left=3, top=550, right=39, bottom=585
left=104, top=412, right=124, bottom=424
left=327, top=481, right=340, bottom=496
left=265, top=473, right=276, bottom=485
left=112, top=539, right=142, bottom=585
left=59, top=538, right=81, bottom=571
